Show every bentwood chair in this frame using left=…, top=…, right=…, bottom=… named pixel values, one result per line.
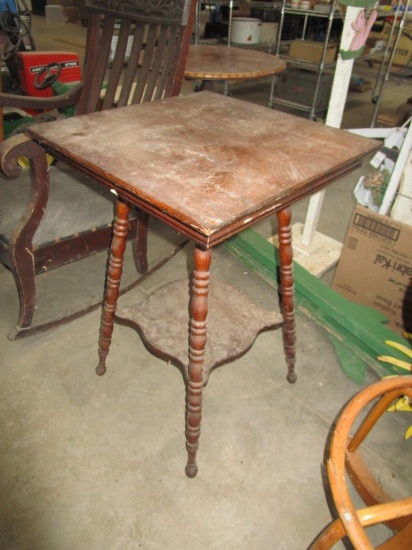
left=310, top=375, right=412, bottom=549
left=0, top=0, right=195, bottom=339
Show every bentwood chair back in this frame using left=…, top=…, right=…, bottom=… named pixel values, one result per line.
left=310, top=375, right=412, bottom=549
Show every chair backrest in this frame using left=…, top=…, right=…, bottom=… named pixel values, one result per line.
left=75, top=0, right=194, bottom=116
left=310, top=375, right=412, bottom=550
left=328, top=375, right=412, bottom=550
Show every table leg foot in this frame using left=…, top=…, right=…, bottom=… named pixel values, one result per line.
left=96, top=199, right=131, bottom=376
left=277, top=207, right=297, bottom=384
left=287, top=371, right=297, bottom=384
left=185, top=245, right=211, bottom=478
left=96, top=364, right=106, bottom=376
left=185, top=463, right=198, bottom=478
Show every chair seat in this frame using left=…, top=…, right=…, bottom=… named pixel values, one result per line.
left=0, top=163, right=124, bottom=247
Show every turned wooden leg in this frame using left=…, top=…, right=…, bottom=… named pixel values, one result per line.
left=96, top=199, right=131, bottom=376
left=132, top=209, right=149, bottom=274
left=185, top=245, right=211, bottom=478
left=277, top=207, right=296, bottom=383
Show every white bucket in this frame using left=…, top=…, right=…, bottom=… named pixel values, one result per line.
left=231, top=18, right=262, bottom=45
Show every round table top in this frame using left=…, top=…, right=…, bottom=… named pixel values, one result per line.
left=184, top=45, right=286, bottom=81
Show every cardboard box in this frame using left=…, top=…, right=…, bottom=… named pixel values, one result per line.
left=63, top=6, right=79, bottom=23
left=368, top=21, right=412, bottom=66
left=289, top=40, right=337, bottom=63
left=260, top=22, right=278, bottom=45
left=332, top=206, right=412, bottom=335
left=376, top=109, right=407, bottom=127
left=45, top=4, right=65, bottom=22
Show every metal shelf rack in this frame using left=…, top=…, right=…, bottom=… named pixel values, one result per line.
left=268, top=0, right=342, bottom=120
left=370, top=1, right=412, bottom=127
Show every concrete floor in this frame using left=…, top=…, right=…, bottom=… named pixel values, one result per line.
left=0, top=14, right=411, bottom=550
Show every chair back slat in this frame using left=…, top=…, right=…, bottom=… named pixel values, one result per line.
left=101, top=20, right=132, bottom=110
left=143, top=26, right=170, bottom=102
left=116, top=24, right=146, bottom=108
left=75, top=11, right=101, bottom=115
left=74, top=0, right=193, bottom=114
left=80, top=14, right=117, bottom=114
left=156, top=27, right=183, bottom=99
left=131, top=24, right=159, bottom=104
left=148, top=26, right=184, bottom=101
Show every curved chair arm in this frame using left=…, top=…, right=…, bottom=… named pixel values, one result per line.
left=0, top=82, right=84, bottom=111
left=0, top=133, right=47, bottom=177
left=0, top=131, right=52, bottom=338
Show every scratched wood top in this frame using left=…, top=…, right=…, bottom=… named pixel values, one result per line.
left=184, top=45, right=286, bottom=81
left=27, top=92, right=379, bottom=246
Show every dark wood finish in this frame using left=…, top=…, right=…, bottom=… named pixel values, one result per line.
left=96, top=199, right=131, bottom=376
left=276, top=208, right=296, bottom=383
left=24, top=92, right=379, bottom=476
left=184, top=44, right=286, bottom=82
left=185, top=246, right=211, bottom=477
left=27, top=93, right=378, bottom=246
left=0, top=70, right=3, bottom=141
left=310, top=376, right=412, bottom=550
left=0, top=0, right=195, bottom=339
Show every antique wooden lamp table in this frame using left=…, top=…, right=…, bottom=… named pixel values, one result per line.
left=25, top=92, right=378, bottom=477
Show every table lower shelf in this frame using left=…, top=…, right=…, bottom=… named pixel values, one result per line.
left=116, top=278, right=283, bottom=384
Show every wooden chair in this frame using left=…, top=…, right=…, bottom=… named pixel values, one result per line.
left=0, top=0, right=195, bottom=339
left=309, top=375, right=412, bottom=550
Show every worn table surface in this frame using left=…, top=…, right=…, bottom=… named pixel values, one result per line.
left=184, top=44, right=286, bottom=81
left=27, top=92, right=379, bottom=247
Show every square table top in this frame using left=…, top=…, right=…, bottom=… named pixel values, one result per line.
left=26, top=92, right=379, bottom=247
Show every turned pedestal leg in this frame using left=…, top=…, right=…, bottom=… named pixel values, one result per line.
left=277, top=208, right=297, bottom=383
left=185, top=245, right=212, bottom=478
left=96, top=199, right=131, bottom=376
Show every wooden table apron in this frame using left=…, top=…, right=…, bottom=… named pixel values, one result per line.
left=26, top=92, right=379, bottom=477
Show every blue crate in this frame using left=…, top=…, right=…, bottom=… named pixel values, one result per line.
left=0, top=0, right=17, bottom=13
